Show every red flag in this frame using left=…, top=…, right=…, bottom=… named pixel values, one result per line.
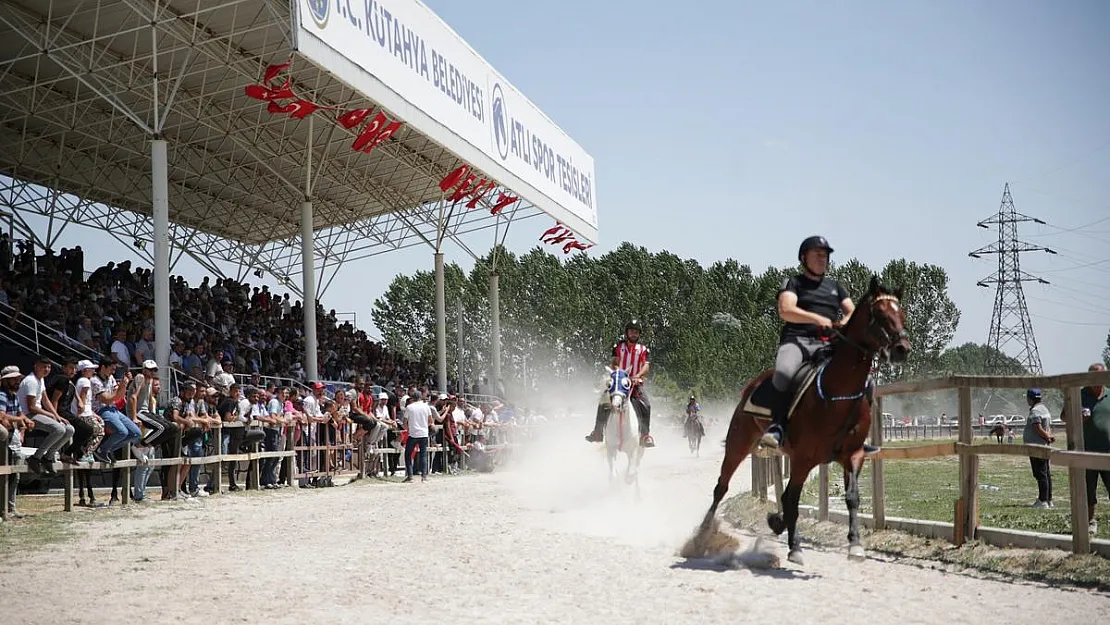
left=439, top=165, right=471, bottom=192
left=357, top=120, right=402, bottom=154
left=490, top=192, right=518, bottom=215
left=464, top=179, right=496, bottom=208
left=337, top=108, right=374, bottom=129
left=263, top=62, right=290, bottom=84
left=563, top=241, right=593, bottom=254
left=267, top=99, right=319, bottom=119
left=539, top=223, right=564, bottom=240
left=447, top=174, right=478, bottom=204
left=547, top=233, right=574, bottom=245
left=244, top=79, right=295, bottom=101
left=351, top=112, right=402, bottom=153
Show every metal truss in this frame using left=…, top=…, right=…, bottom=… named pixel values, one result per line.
left=0, top=0, right=557, bottom=298
left=0, top=175, right=543, bottom=298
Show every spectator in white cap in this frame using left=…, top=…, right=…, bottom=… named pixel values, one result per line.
left=64, top=359, right=104, bottom=462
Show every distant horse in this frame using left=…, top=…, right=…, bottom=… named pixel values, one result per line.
left=603, top=368, right=645, bottom=491
left=989, top=423, right=1008, bottom=444
left=699, top=276, right=911, bottom=565
left=685, top=414, right=705, bottom=456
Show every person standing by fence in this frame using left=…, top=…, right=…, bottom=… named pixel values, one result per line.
left=1023, top=388, right=1055, bottom=509
left=1080, top=363, right=1109, bottom=535
left=402, top=390, right=431, bottom=483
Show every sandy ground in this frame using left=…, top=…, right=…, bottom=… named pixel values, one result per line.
left=1, top=421, right=1106, bottom=625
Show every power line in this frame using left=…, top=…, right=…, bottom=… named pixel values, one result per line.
left=1010, top=138, right=1110, bottom=184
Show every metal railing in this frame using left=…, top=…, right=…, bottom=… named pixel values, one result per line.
left=0, top=300, right=101, bottom=365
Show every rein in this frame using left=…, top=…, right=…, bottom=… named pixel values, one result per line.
left=816, top=293, right=900, bottom=403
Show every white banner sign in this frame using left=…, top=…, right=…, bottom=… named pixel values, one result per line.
left=295, top=0, right=598, bottom=236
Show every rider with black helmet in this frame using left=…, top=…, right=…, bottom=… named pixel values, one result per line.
left=760, top=236, right=879, bottom=454
left=585, top=319, right=655, bottom=448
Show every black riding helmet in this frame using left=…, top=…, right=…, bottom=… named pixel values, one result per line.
left=798, top=235, right=834, bottom=262
left=625, top=319, right=643, bottom=333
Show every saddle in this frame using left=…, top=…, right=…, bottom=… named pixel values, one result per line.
left=742, top=363, right=822, bottom=422
left=742, top=343, right=869, bottom=422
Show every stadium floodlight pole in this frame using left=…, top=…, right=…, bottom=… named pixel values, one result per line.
left=435, top=250, right=447, bottom=394
left=150, top=15, right=173, bottom=399
left=489, top=270, right=500, bottom=388
left=151, top=138, right=171, bottom=383
left=301, top=116, right=319, bottom=381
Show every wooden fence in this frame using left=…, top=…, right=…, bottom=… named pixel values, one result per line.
left=0, top=421, right=525, bottom=516
left=750, top=370, right=1110, bottom=556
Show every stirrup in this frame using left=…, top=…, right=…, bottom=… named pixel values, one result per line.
left=760, top=424, right=784, bottom=449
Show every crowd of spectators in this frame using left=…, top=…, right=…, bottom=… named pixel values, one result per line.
left=0, top=244, right=534, bottom=517
left=0, top=244, right=436, bottom=394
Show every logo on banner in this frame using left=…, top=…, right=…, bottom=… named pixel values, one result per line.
left=491, top=83, right=509, bottom=161
left=306, top=0, right=329, bottom=29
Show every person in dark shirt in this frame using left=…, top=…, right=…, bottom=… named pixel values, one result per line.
left=760, top=235, right=878, bottom=455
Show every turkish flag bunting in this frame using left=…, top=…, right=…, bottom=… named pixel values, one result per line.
left=539, top=223, right=564, bottom=240
left=439, top=165, right=471, bottom=192
left=446, top=174, right=478, bottom=204
left=563, top=241, right=592, bottom=254
left=337, top=108, right=374, bottom=129
left=465, top=179, right=495, bottom=208
left=263, top=62, right=291, bottom=84
left=246, top=58, right=585, bottom=254
left=357, top=120, right=402, bottom=154
left=244, top=79, right=295, bottom=101
left=267, top=100, right=320, bottom=119
left=490, top=192, right=518, bottom=215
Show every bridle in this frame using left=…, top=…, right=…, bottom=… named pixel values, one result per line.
left=830, top=293, right=907, bottom=361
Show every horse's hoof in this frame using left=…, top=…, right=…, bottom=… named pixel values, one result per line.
left=787, top=549, right=805, bottom=566
left=848, top=544, right=866, bottom=561
left=767, top=512, right=786, bottom=536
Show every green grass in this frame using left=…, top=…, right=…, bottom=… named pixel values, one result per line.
left=720, top=494, right=1110, bottom=591
left=796, top=435, right=1110, bottom=539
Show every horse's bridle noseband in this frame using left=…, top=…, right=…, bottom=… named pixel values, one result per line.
left=832, top=294, right=907, bottom=359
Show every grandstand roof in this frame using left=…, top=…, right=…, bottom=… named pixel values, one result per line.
left=0, top=0, right=598, bottom=291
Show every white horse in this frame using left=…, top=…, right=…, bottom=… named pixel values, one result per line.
left=601, top=367, right=645, bottom=492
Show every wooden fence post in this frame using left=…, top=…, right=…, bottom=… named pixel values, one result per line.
left=957, top=385, right=978, bottom=543
left=871, top=395, right=886, bottom=530
left=818, top=463, right=829, bottom=521
left=1064, top=385, right=1090, bottom=554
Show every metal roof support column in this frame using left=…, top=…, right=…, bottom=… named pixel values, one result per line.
left=152, top=138, right=171, bottom=377
left=489, top=271, right=501, bottom=391
left=434, top=250, right=447, bottom=394
left=301, top=199, right=319, bottom=381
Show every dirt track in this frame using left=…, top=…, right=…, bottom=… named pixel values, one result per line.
left=0, top=422, right=1105, bottom=624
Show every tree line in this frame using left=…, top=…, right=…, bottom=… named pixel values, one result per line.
left=372, top=243, right=1039, bottom=415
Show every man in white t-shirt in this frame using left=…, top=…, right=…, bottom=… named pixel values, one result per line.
left=18, top=356, right=74, bottom=475
left=402, top=390, right=433, bottom=483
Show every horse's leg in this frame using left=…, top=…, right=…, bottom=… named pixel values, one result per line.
left=768, top=463, right=812, bottom=565
left=843, top=449, right=867, bottom=560
left=702, top=413, right=760, bottom=528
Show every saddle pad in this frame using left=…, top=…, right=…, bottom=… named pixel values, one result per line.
left=742, top=365, right=821, bottom=421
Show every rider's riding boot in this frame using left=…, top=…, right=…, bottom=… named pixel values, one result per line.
left=760, top=387, right=790, bottom=449
left=637, top=411, right=655, bottom=448
left=863, top=442, right=881, bottom=455
left=585, top=405, right=610, bottom=443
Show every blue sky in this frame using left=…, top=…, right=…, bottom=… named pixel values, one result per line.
left=55, top=0, right=1109, bottom=374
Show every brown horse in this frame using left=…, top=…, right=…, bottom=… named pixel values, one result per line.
left=700, top=276, right=910, bottom=565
